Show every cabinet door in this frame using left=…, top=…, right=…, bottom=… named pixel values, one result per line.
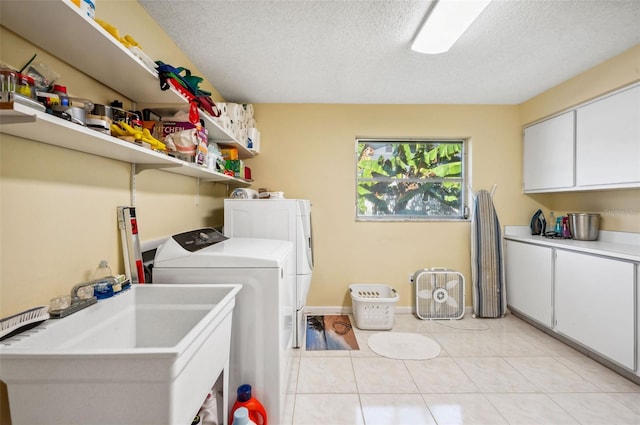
left=505, top=241, right=553, bottom=327
left=555, top=250, right=635, bottom=370
left=523, top=111, right=575, bottom=192
left=576, top=84, right=640, bottom=187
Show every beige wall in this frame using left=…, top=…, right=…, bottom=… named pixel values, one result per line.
left=248, top=104, right=538, bottom=308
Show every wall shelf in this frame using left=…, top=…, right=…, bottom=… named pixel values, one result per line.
left=0, top=102, right=250, bottom=186
left=0, top=0, right=253, bottom=185
left=0, top=0, right=181, bottom=104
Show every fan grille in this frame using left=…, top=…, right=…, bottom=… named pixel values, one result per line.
left=415, top=269, right=465, bottom=320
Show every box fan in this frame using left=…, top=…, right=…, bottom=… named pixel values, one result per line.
left=412, top=268, right=465, bottom=320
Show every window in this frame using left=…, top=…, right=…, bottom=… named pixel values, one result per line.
left=356, top=138, right=467, bottom=221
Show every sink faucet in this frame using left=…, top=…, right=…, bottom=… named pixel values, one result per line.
left=70, top=277, right=111, bottom=302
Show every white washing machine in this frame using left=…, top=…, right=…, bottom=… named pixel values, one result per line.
left=224, top=199, right=313, bottom=348
left=152, top=228, right=295, bottom=425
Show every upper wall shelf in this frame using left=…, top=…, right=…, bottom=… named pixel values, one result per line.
left=0, top=0, right=181, bottom=104
left=0, top=0, right=255, bottom=157
left=0, top=101, right=250, bottom=185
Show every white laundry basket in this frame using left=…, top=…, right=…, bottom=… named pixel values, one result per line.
left=349, top=284, right=399, bottom=330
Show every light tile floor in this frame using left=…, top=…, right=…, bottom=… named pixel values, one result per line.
left=284, top=313, right=640, bottom=425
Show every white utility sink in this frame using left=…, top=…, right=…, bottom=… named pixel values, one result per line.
left=0, top=283, right=241, bottom=425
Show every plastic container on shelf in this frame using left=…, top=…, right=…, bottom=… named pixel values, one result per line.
left=229, top=385, right=267, bottom=425
left=52, top=84, right=70, bottom=106
left=232, top=407, right=256, bottom=425
left=349, top=283, right=399, bottom=330
left=0, top=66, right=16, bottom=93
left=80, top=0, right=95, bottom=19
left=16, top=74, right=35, bottom=99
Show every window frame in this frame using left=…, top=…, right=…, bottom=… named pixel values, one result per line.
left=355, top=138, right=469, bottom=222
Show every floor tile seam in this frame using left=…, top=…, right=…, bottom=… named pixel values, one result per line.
left=501, top=355, right=603, bottom=390
left=444, top=356, right=485, bottom=393
left=482, top=391, right=580, bottom=425
left=551, top=355, right=640, bottom=392
left=544, top=391, right=640, bottom=422
left=450, top=355, right=543, bottom=393
left=423, top=391, right=512, bottom=425
left=354, top=392, right=441, bottom=425
left=350, top=352, right=421, bottom=394
left=294, top=391, right=362, bottom=395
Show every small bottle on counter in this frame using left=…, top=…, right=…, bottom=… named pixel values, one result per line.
left=555, top=217, right=563, bottom=236
left=92, top=260, right=115, bottom=299
left=561, top=216, right=571, bottom=239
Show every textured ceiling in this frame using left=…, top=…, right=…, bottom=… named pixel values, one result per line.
left=139, top=0, right=640, bottom=104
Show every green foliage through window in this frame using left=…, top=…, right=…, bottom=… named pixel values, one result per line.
left=356, top=139, right=466, bottom=220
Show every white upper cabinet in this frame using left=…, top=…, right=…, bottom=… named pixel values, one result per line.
left=522, top=82, right=640, bottom=193
left=576, top=84, right=640, bottom=188
left=523, top=111, right=575, bottom=192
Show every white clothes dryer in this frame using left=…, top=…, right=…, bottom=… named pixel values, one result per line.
left=152, top=228, right=295, bottom=425
left=224, top=199, right=313, bottom=348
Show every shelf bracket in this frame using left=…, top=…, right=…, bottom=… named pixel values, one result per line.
left=130, top=164, right=137, bottom=206
left=133, top=163, right=181, bottom=174
left=195, top=177, right=200, bottom=206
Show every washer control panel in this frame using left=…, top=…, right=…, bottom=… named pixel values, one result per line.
left=171, top=228, right=228, bottom=252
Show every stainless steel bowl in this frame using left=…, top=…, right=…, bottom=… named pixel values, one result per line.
left=567, top=213, right=600, bottom=241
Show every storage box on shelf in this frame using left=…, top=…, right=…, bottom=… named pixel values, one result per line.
left=0, top=0, right=253, bottom=186
left=146, top=106, right=255, bottom=159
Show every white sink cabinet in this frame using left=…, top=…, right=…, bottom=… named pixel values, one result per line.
left=0, top=284, right=241, bottom=425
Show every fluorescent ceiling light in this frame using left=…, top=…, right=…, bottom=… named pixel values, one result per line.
left=412, top=0, right=492, bottom=54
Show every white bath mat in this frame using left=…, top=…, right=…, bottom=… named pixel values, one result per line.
left=367, top=332, right=441, bottom=360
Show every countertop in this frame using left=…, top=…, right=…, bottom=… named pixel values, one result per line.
left=504, top=226, right=640, bottom=263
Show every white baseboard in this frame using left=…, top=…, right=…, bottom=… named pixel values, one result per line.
left=304, top=305, right=473, bottom=316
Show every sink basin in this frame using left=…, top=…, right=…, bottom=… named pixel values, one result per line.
left=0, top=283, right=241, bottom=425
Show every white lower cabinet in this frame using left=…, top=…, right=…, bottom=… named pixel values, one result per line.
left=505, top=241, right=553, bottom=327
left=555, top=250, right=636, bottom=370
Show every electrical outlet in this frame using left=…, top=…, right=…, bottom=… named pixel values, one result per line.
left=408, top=273, right=414, bottom=283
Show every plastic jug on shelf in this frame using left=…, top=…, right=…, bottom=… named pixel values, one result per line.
left=229, top=384, right=267, bottom=425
